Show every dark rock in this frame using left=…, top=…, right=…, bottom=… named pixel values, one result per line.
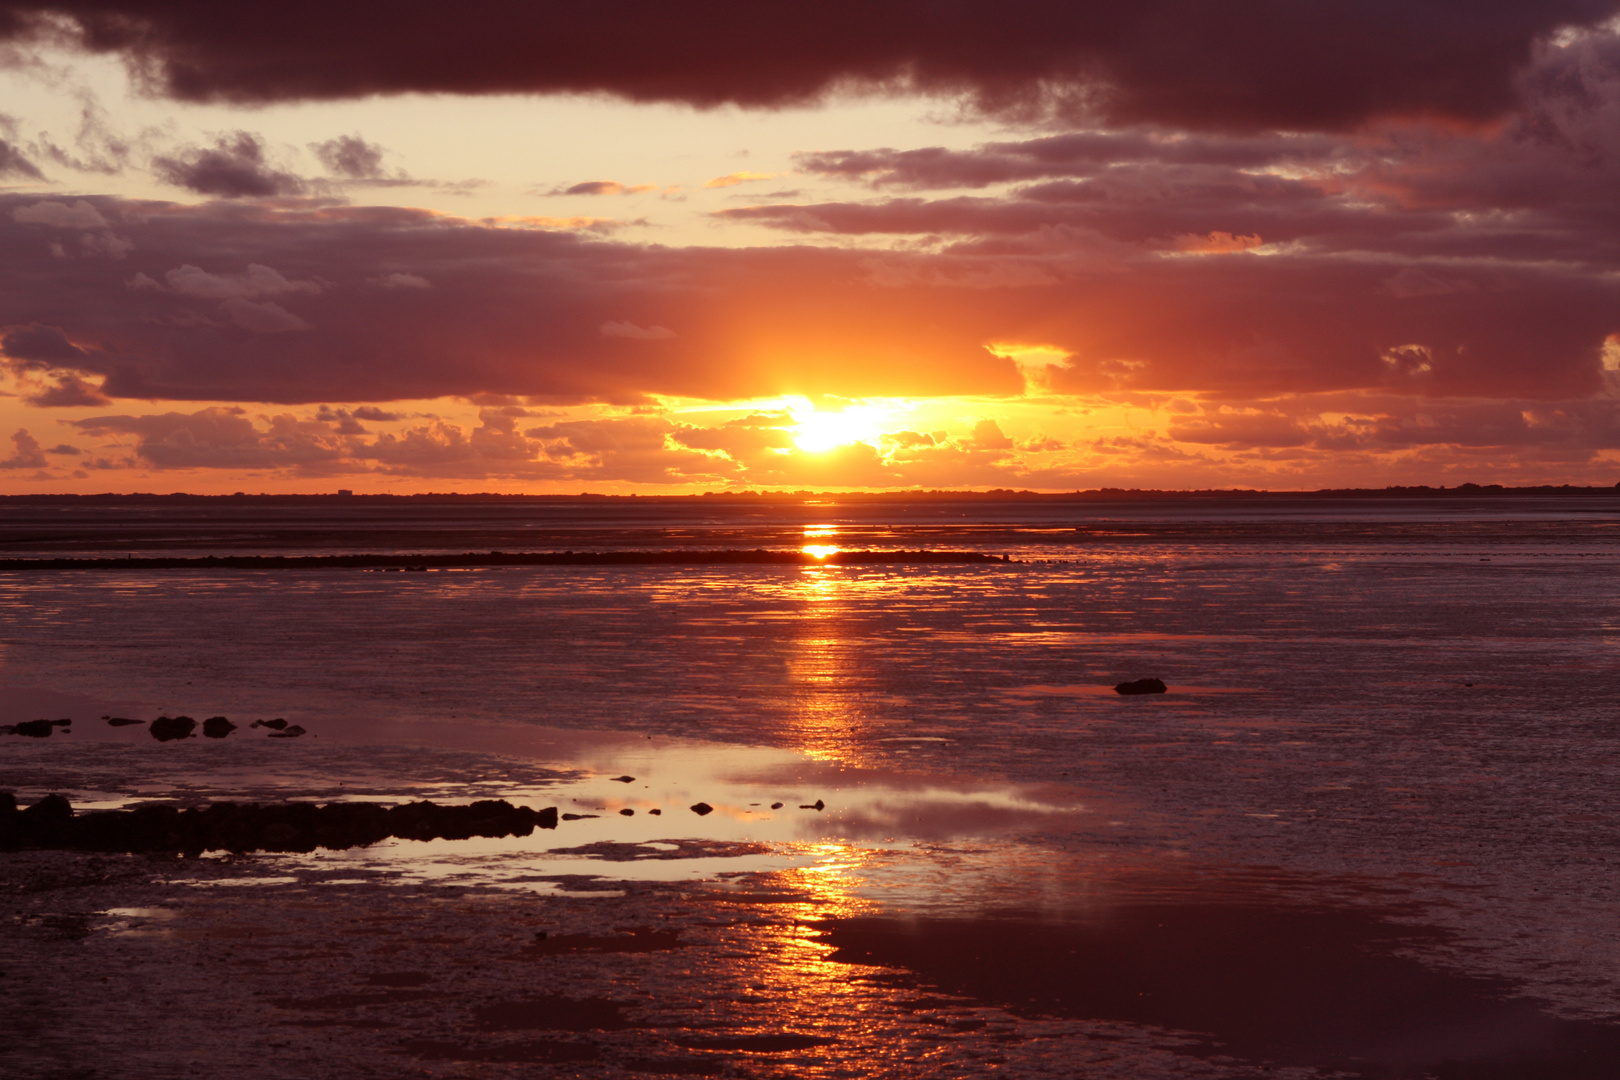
left=561, top=813, right=599, bottom=821
left=800, top=800, right=826, bottom=811
left=149, top=715, right=196, bottom=741
left=106, top=717, right=144, bottom=727
left=689, top=802, right=714, bottom=816
left=537, top=806, right=558, bottom=829
left=49, top=718, right=71, bottom=727
left=770, top=802, right=784, bottom=809
left=609, top=775, right=635, bottom=783
left=266, top=724, right=306, bottom=738
left=13, top=719, right=54, bottom=737
left=0, top=791, right=16, bottom=815
left=23, top=794, right=73, bottom=822
left=619, top=808, right=635, bottom=816
left=1115, top=677, right=1168, bottom=695
left=647, top=808, right=661, bottom=816
left=202, top=716, right=236, bottom=739
left=252, top=718, right=289, bottom=730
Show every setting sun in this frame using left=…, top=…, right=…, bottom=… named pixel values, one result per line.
left=790, top=401, right=894, bottom=453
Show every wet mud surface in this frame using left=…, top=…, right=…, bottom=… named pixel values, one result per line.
left=3, top=848, right=1615, bottom=1080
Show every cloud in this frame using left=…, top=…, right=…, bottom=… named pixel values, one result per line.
left=2, top=323, right=87, bottom=365
left=14, top=199, right=108, bottom=229
left=705, top=171, right=780, bottom=189
left=375, top=272, right=430, bottom=289
left=556, top=181, right=657, bottom=196
left=151, top=131, right=306, bottom=197
left=310, top=134, right=385, bottom=179
left=0, top=428, right=46, bottom=469
left=600, top=320, right=674, bottom=341
left=0, top=138, right=43, bottom=179
left=71, top=406, right=348, bottom=470
left=26, top=373, right=111, bottom=406
left=10, top=2, right=1615, bottom=132
left=0, top=168, right=1616, bottom=429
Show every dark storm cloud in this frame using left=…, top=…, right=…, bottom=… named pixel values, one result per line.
left=3, top=1, right=1615, bottom=130
left=1, top=191, right=1615, bottom=415
left=151, top=131, right=306, bottom=197
left=722, top=32, right=1620, bottom=275
left=0, top=195, right=1024, bottom=405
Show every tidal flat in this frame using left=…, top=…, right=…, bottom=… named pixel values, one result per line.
left=3, top=493, right=1619, bottom=1078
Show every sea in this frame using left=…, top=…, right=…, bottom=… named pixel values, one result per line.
left=2, top=492, right=1618, bottom=1078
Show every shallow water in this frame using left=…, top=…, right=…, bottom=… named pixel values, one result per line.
left=3, top=496, right=1619, bottom=1077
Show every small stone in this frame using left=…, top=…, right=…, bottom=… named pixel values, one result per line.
left=647, top=809, right=661, bottom=816
left=770, top=802, right=784, bottom=810
left=106, top=717, right=144, bottom=727
left=609, top=776, right=635, bottom=783
left=267, top=724, right=306, bottom=739
left=561, top=813, right=600, bottom=821
left=689, top=802, right=714, bottom=816
left=253, top=718, right=289, bottom=730
left=799, top=800, right=825, bottom=811
left=1114, top=677, right=1168, bottom=696
left=50, top=718, right=71, bottom=727
left=619, top=808, right=635, bottom=816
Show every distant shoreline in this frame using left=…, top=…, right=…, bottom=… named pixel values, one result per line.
left=0, top=549, right=1010, bottom=572
left=1, top=484, right=1618, bottom=506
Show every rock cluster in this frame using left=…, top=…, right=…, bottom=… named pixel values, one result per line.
left=0, top=794, right=557, bottom=855
left=1, top=714, right=308, bottom=739
left=0, top=718, right=70, bottom=737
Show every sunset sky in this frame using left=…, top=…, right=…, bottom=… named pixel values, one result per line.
left=2, top=1, right=1619, bottom=493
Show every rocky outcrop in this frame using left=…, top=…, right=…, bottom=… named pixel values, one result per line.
left=0, top=794, right=559, bottom=855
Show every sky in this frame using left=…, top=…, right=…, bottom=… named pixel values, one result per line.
left=2, top=1, right=1619, bottom=494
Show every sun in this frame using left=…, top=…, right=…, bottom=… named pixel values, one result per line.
left=790, top=401, right=893, bottom=453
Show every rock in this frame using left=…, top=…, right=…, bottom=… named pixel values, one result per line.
left=619, top=808, right=635, bottom=816
left=647, top=809, right=661, bottom=816
left=252, top=718, right=289, bottom=730
left=609, top=775, right=635, bottom=783
left=266, top=724, right=306, bottom=739
left=770, top=802, right=784, bottom=809
left=149, top=716, right=196, bottom=741
left=1114, top=677, right=1168, bottom=695
left=0, top=791, right=16, bottom=815
left=689, top=802, right=714, bottom=816
left=561, top=813, right=599, bottom=821
left=799, top=799, right=826, bottom=811
left=106, top=717, right=144, bottom=727
left=23, top=794, right=73, bottom=823
left=537, top=807, right=558, bottom=829
left=49, top=718, right=71, bottom=727
left=202, top=716, right=236, bottom=739
left=13, top=719, right=54, bottom=737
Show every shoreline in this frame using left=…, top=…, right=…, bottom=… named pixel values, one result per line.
left=0, top=548, right=1010, bottom=572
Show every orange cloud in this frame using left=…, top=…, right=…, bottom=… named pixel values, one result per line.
left=704, top=171, right=780, bottom=189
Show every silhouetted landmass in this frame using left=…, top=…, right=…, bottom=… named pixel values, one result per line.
left=0, top=793, right=558, bottom=855
left=0, top=549, right=1009, bottom=572
left=1, top=483, right=1618, bottom=507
